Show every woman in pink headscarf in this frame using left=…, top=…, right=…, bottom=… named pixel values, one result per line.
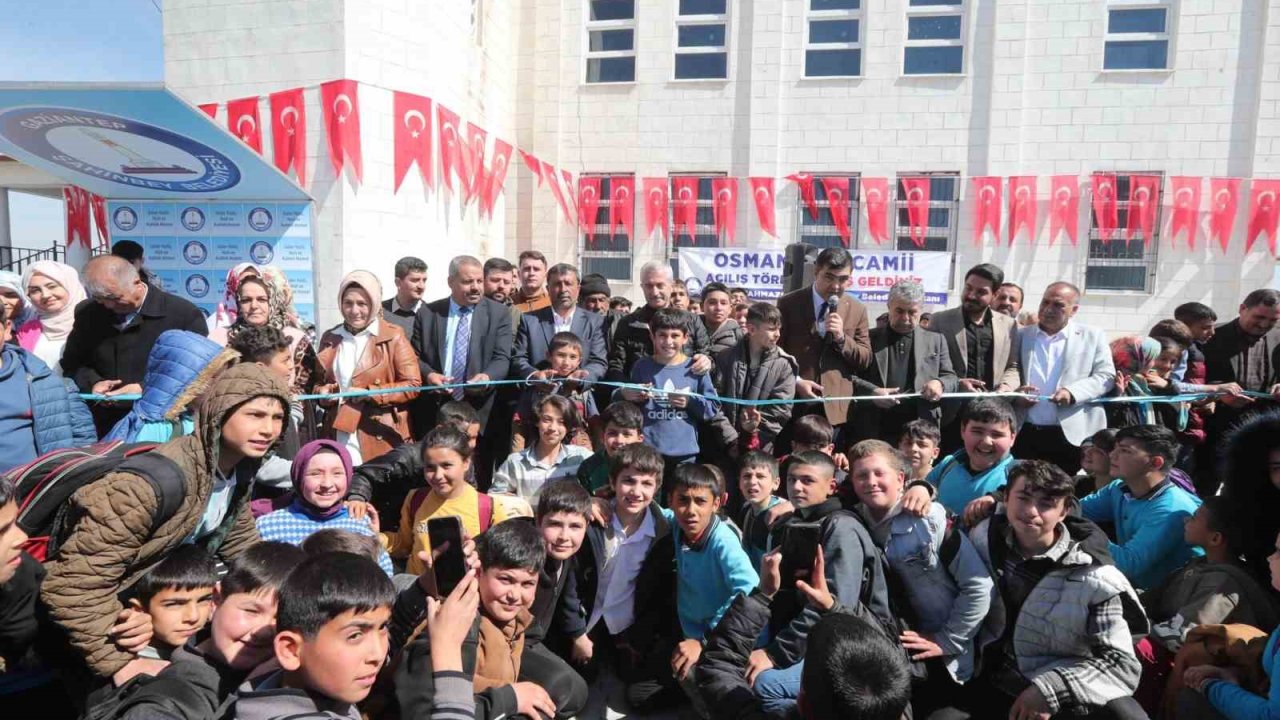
left=18, top=260, right=86, bottom=377
left=207, top=262, right=260, bottom=344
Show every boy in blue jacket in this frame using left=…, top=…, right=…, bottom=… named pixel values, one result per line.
left=904, top=398, right=1018, bottom=523
left=1080, top=424, right=1202, bottom=591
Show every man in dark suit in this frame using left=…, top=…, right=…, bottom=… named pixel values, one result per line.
left=62, top=255, right=208, bottom=435
left=512, top=263, right=607, bottom=382
left=411, top=255, right=513, bottom=432
left=776, top=247, right=873, bottom=442
left=928, top=263, right=1022, bottom=453
left=848, top=280, right=957, bottom=444
left=381, top=256, right=427, bottom=338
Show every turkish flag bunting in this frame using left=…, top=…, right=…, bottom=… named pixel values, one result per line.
left=1209, top=178, right=1241, bottom=254
left=748, top=178, right=777, bottom=237
left=712, top=177, right=739, bottom=245
left=62, top=187, right=91, bottom=249
left=786, top=173, right=819, bottom=221
left=541, top=162, right=575, bottom=225
left=269, top=88, right=307, bottom=187
left=1091, top=174, right=1119, bottom=242
left=1169, top=176, right=1202, bottom=249
left=971, top=176, right=1001, bottom=245
left=610, top=176, right=636, bottom=240
left=320, top=80, right=362, bottom=184
left=1049, top=176, right=1080, bottom=246
left=480, top=139, right=514, bottom=218
left=90, top=194, right=108, bottom=247
left=579, top=176, right=603, bottom=245
left=462, top=123, right=488, bottom=206
left=561, top=170, right=578, bottom=220
left=198, top=103, right=217, bottom=119
left=1127, top=175, right=1160, bottom=244
left=862, top=178, right=890, bottom=244
left=1008, top=176, right=1037, bottom=245
left=519, top=151, right=543, bottom=186
left=902, top=177, right=931, bottom=248
left=392, top=91, right=433, bottom=194
left=1246, top=179, right=1280, bottom=255
left=672, top=177, right=700, bottom=241
left=643, top=177, right=669, bottom=240
left=227, top=96, right=263, bottom=154
left=822, top=177, right=853, bottom=247
left=436, top=105, right=464, bottom=194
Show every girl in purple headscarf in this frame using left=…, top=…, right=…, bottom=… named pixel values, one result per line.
left=255, top=439, right=394, bottom=576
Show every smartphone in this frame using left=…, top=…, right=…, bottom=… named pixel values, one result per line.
left=426, top=516, right=467, bottom=597
left=780, top=522, right=823, bottom=584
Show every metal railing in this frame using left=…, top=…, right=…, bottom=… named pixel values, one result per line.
left=0, top=244, right=65, bottom=273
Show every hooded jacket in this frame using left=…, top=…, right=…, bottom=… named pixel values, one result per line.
left=712, top=338, right=798, bottom=451
left=42, top=363, right=291, bottom=677
left=232, top=670, right=360, bottom=720
left=0, top=344, right=97, bottom=460
left=705, top=318, right=744, bottom=356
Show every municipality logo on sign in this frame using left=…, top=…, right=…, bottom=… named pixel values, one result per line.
left=180, top=207, right=205, bottom=231
left=186, top=274, right=210, bottom=298
left=249, top=241, right=274, bottom=264
left=183, top=240, right=208, bottom=265
left=112, top=206, right=138, bottom=231
left=248, top=207, right=273, bottom=232
left=0, top=107, right=242, bottom=193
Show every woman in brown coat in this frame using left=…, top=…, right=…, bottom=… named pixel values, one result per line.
left=316, top=270, right=421, bottom=464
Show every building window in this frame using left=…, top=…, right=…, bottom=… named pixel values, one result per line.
left=894, top=173, right=959, bottom=252
left=1104, top=4, right=1171, bottom=70
left=667, top=173, right=726, bottom=277
left=586, top=0, right=636, bottom=83
left=579, top=174, right=634, bottom=281
left=805, top=0, right=862, bottom=77
left=797, top=175, right=861, bottom=248
left=675, top=0, right=728, bottom=80
left=1086, top=173, right=1162, bottom=293
left=903, top=0, right=965, bottom=75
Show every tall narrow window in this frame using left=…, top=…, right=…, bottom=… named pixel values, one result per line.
left=675, top=0, right=729, bottom=80
left=903, top=0, right=965, bottom=75
left=667, top=173, right=727, bottom=277
left=578, top=174, right=635, bottom=281
left=805, top=0, right=863, bottom=77
left=1086, top=172, right=1162, bottom=293
left=1104, top=4, right=1171, bottom=70
left=894, top=173, right=960, bottom=251
left=797, top=175, right=861, bottom=248
left=586, top=0, right=636, bottom=83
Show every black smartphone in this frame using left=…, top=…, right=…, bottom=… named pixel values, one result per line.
left=780, top=522, right=822, bottom=584
left=426, top=516, right=467, bottom=597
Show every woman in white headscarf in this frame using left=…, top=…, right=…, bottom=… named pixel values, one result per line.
left=16, top=261, right=86, bottom=376
left=0, top=270, right=37, bottom=333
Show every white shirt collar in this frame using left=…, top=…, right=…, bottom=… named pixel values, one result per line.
left=612, top=505, right=656, bottom=540
left=553, top=306, right=575, bottom=323
left=1035, top=321, right=1071, bottom=341
left=336, top=318, right=379, bottom=339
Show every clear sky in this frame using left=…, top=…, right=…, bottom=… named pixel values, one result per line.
left=0, top=0, right=164, bottom=249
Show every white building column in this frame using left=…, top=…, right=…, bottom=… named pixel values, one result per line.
left=0, top=188, right=10, bottom=249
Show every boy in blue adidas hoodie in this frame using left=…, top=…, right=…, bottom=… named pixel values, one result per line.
left=905, top=398, right=1018, bottom=521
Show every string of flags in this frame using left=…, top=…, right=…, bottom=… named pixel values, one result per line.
left=188, top=78, right=1280, bottom=256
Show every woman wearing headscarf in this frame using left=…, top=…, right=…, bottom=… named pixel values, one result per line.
left=315, top=270, right=420, bottom=464
left=0, top=270, right=37, bottom=336
left=206, top=262, right=260, bottom=344
left=253, top=264, right=318, bottom=397
left=16, top=260, right=86, bottom=376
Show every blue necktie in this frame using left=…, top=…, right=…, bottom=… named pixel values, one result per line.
left=451, top=306, right=473, bottom=400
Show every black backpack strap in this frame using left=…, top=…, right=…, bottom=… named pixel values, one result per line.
left=938, top=518, right=964, bottom=569
left=116, top=454, right=188, bottom=532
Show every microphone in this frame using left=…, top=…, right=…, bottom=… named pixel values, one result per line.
left=825, top=295, right=841, bottom=345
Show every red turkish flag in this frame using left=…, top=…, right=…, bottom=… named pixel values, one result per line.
left=971, top=176, right=1001, bottom=245
left=821, top=177, right=853, bottom=247
left=269, top=88, right=307, bottom=186
left=392, top=91, right=433, bottom=193
left=63, top=187, right=90, bottom=249
left=1169, top=176, right=1201, bottom=249
left=519, top=150, right=543, bottom=186
left=561, top=169, right=578, bottom=220
left=748, top=177, right=777, bottom=237
left=1091, top=174, right=1119, bottom=242
left=862, top=177, right=889, bottom=244
left=90, top=194, right=108, bottom=247
left=198, top=103, right=217, bottom=119
left=320, top=80, right=362, bottom=183
left=1209, top=178, right=1241, bottom=254
left=1008, top=176, right=1037, bottom=245
left=579, top=176, right=603, bottom=244
left=541, top=162, right=574, bottom=225
left=672, top=177, right=700, bottom=241
left=462, top=122, right=488, bottom=206
left=1127, top=175, right=1160, bottom=244
left=712, top=177, right=739, bottom=245
left=643, top=177, right=669, bottom=240
left=1049, top=176, right=1080, bottom=246
left=1247, top=179, right=1280, bottom=255
left=610, top=176, right=636, bottom=240
left=481, top=139, right=514, bottom=217
left=902, top=177, right=931, bottom=248
left=227, top=96, right=262, bottom=154
left=436, top=105, right=464, bottom=194
left=786, top=173, right=819, bottom=221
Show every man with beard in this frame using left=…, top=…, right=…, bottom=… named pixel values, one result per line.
left=607, top=261, right=712, bottom=381
left=994, top=282, right=1024, bottom=318
left=928, top=263, right=1022, bottom=454
left=511, top=251, right=552, bottom=313
left=1010, top=282, right=1115, bottom=475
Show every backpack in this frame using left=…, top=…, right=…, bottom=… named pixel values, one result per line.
left=9, top=441, right=188, bottom=562
left=407, top=488, right=495, bottom=535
